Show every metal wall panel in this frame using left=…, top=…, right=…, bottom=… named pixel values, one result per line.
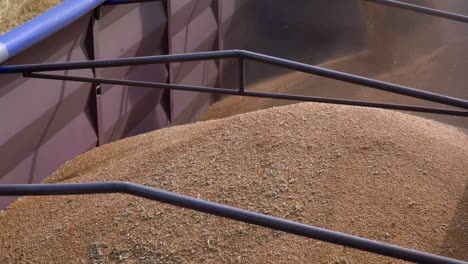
left=168, top=0, right=220, bottom=125
left=96, top=2, right=170, bottom=144
left=364, top=0, right=445, bottom=70
left=0, top=15, right=97, bottom=208
left=0, top=0, right=248, bottom=208
left=217, top=0, right=249, bottom=89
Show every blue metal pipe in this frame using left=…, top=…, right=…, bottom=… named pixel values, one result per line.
left=104, top=0, right=161, bottom=5
left=0, top=0, right=107, bottom=64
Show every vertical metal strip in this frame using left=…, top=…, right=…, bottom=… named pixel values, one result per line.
left=216, top=0, right=223, bottom=88
left=166, top=0, right=174, bottom=123
left=162, top=0, right=172, bottom=124
left=239, top=57, right=245, bottom=94
left=84, top=8, right=102, bottom=146
left=167, top=0, right=173, bottom=83
left=93, top=7, right=104, bottom=146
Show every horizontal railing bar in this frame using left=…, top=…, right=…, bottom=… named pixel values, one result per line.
left=25, top=72, right=468, bottom=117
left=0, top=182, right=465, bottom=264
left=0, top=50, right=241, bottom=73
left=3, top=49, right=468, bottom=110
left=365, top=0, right=468, bottom=24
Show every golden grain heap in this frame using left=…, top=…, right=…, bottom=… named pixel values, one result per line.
left=0, top=102, right=466, bottom=263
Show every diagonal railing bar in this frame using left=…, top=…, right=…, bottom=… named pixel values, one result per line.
left=0, top=181, right=466, bottom=264
left=1, top=50, right=468, bottom=112
left=365, top=0, right=468, bottom=24
left=25, top=72, right=468, bottom=117
left=239, top=51, right=468, bottom=111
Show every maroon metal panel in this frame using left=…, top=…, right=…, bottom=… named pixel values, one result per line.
left=127, top=104, right=170, bottom=137
left=95, top=2, right=170, bottom=144
left=0, top=15, right=97, bottom=208
left=0, top=1, right=248, bottom=209
left=218, top=0, right=249, bottom=50
left=217, top=0, right=249, bottom=89
left=168, top=0, right=219, bottom=125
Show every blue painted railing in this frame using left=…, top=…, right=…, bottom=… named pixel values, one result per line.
left=0, top=0, right=107, bottom=64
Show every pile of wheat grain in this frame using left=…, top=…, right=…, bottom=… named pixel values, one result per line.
left=0, top=102, right=466, bottom=263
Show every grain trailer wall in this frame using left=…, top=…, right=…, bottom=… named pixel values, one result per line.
left=0, top=0, right=249, bottom=208
left=0, top=14, right=97, bottom=208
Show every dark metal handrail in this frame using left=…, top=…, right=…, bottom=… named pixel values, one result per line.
left=1, top=50, right=468, bottom=117
left=25, top=72, right=468, bottom=117
left=1, top=50, right=466, bottom=263
left=365, top=0, right=468, bottom=24
left=0, top=181, right=466, bottom=264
